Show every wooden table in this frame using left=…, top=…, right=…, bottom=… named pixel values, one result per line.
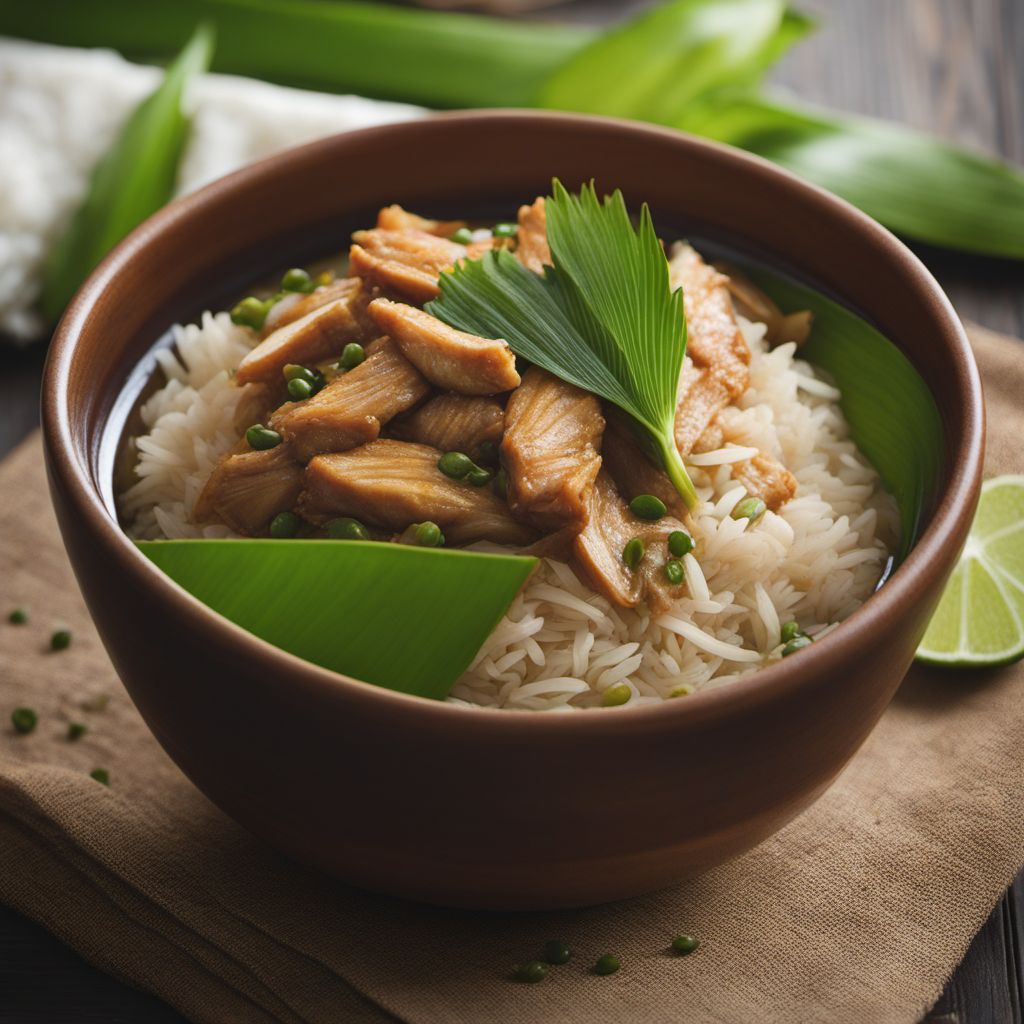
left=1, top=0, right=1021, bottom=1019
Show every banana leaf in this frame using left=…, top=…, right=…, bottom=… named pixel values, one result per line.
left=137, top=540, right=536, bottom=699
left=742, top=265, right=944, bottom=557
left=535, top=0, right=814, bottom=124
left=0, top=0, right=591, bottom=108
left=679, top=97, right=1024, bottom=260
left=40, top=24, right=214, bottom=320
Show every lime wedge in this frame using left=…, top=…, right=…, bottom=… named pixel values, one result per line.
left=917, top=475, right=1024, bottom=667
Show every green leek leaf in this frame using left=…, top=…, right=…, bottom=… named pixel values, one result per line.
left=137, top=540, right=536, bottom=700
left=0, top=0, right=591, bottom=109
left=741, top=265, right=944, bottom=557
left=679, top=97, right=1024, bottom=259
left=40, top=24, right=214, bottom=320
left=535, top=0, right=814, bottom=123
left=429, top=181, right=697, bottom=507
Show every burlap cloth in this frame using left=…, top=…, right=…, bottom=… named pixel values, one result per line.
left=0, top=324, right=1021, bottom=1024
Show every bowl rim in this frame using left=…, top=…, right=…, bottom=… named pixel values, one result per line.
left=43, top=109, right=984, bottom=735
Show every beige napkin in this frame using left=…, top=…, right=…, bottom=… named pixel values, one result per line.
left=1, top=324, right=1021, bottom=1024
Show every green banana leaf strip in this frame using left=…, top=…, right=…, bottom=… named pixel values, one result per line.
left=680, top=97, right=1024, bottom=259
left=137, top=540, right=537, bottom=700
left=0, top=0, right=591, bottom=109
left=741, top=265, right=943, bottom=558
left=535, top=0, right=814, bottom=124
left=40, top=24, right=214, bottom=320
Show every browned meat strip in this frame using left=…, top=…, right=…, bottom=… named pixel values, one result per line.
left=376, top=204, right=465, bottom=238
left=367, top=298, right=520, bottom=395
left=601, top=415, right=686, bottom=518
left=573, top=472, right=686, bottom=612
left=237, top=284, right=373, bottom=385
left=193, top=443, right=303, bottom=536
left=674, top=362, right=733, bottom=458
left=261, top=278, right=369, bottom=337
left=349, top=228, right=467, bottom=304
left=516, top=197, right=550, bottom=274
left=269, top=337, right=429, bottom=462
left=501, top=366, right=604, bottom=532
left=390, top=394, right=504, bottom=460
left=297, top=440, right=537, bottom=547
left=732, top=452, right=798, bottom=511
left=670, top=244, right=750, bottom=399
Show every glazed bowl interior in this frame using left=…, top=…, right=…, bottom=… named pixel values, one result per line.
left=43, top=111, right=983, bottom=909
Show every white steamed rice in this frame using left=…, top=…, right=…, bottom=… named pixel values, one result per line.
left=121, top=312, right=899, bottom=711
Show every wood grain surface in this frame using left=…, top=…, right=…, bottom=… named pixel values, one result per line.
left=0, top=0, right=1022, bottom=1020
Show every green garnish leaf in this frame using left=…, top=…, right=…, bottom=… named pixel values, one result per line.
left=137, top=540, right=536, bottom=700
left=39, top=23, right=214, bottom=320
left=429, top=181, right=696, bottom=508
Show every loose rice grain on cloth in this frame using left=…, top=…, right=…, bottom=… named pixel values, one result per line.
left=0, top=323, right=1021, bottom=1024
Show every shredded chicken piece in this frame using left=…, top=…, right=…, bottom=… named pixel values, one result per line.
left=515, top=197, right=550, bottom=274
left=367, top=298, right=520, bottom=395
left=298, top=440, right=537, bottom=547
left=573, top=472, right=686, bottom=611
left=269, top=337, right=429, bottom=462
left=261, top=278, right=368, bottom=337
left=349, top=228, right=467, bottom=304
left=731, top=452, right=798, bottom=511
left=674, top=361, right=734, bottom=458
left=376, top=204, right=466, bottom=238
left=237, top=285, right=373, bottom=385
left=193, top=443, right=303, bottom=536
left=390, top=394, right=504, bottom=460
left=501, top=367, right=604, bottom=532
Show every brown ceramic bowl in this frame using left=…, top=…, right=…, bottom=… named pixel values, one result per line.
left=43, top=112, right=983, bottom=910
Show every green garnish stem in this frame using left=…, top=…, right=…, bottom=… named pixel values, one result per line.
left=658, top=437, right=698, bottom=511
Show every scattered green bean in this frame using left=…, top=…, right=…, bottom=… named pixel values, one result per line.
left=245, top=424, right=282, bottom=451
left=50, top=629, right=72, bottom=652
left=287, top=377, right=314, bottom=401
left=67, top=721, right=87, bottom=741
left=90, top=768, right=110, bottom=786
left=437, top=451, right=475, bottom=480
left=413, top=521, right=445, bottom=548
left=281, top=267, right=314, bottom=293
left=782, top=635, right=813, bottom=657
left=270, top=512, right=300, bottom=538
left=664, top=559, right=684, bottom=586
left=230, top=296, right=273, bottom=330
left=327, top=517, right=370, bottom=541
left=668, top=530, right=694, bottom=558
left=602, top=683, right=632, bottom=707
left=11, top=707, right=37, bottom=735
left=540, top=940, right=571, bottom=965
left=622, top=537, right=645, bottom=570
left=8, top=607, right=28, bottom=625
left=450, top=227, right=474, bottom=244
left=492, top=222, right=518, bottom=239
left=338, top=342, right=366, bottom=371
left=514, top=961, right=548, bottom=983
left=593, top=954, right=620, bottom=976
left=629, top=493, right=667, bottom=521
left=283, top=363, right=315, bottom=384
left=466, top=467, right=493, bottom=487
left=731, top=496, right=767, bottom=523
left=671, top=934, right=700, bottom=955
left=780, top=621, right=803, bottom=644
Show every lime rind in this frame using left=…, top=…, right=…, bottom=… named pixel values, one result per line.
left=916, top=474, right=1024, bottom=668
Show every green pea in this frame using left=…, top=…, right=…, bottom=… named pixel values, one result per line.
left=287, top=377, right=313, bottom=401
left=514, top=961, right=548, bottom=983
left=780, top=621, right=803, bottom=644
left=593, top=954, right=620, bottom=976
left=327, top=517, right=370, bottom=541
left=245, top=425, right=282, bottom=451
left=671, top=934, right=700, bottom=955
left=67, top=721, right=87, bottom=741
left=782, top=635, right=812, bottom=657
left=664, top=559, right=685, bottom=586
left=50, top=629, right=72, bottom=652
left=90, top=768, right=110, bottom=786
left=668, top=530, right=694, bottom=558
left=477, top=440, right=498, bottom=464
left=8, top=607, right=28, bottom=625
left=622, top=537, right=645, bottom=570
left=11, top=707, right=37, bottom=735
left=540, top=940, right=571, bottom=965
left=602, top=683, right=632, bottom=707
left=229, top=296, right=273, bottom=330
left=492, top=222, right=518, bottom=239
left=414, top=522, right=444, bottom=548
left=450, top=227, right=474, bottom=244
left=466, top=468, right=493, bottom=487
left=669, top=684, right=693, bottom=698
left=629, top=493, right=667, bottom=521
left=731, top=496, right=767, bottom=523
left=438, top=451, right=475, bottom=480
left=281, top=267, right=314, bottom=293
left=270, top=512, right=300, bottom=538
left=338, top=343, right=366, bottom=371
left=283, top=363, right=315, bottom=384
